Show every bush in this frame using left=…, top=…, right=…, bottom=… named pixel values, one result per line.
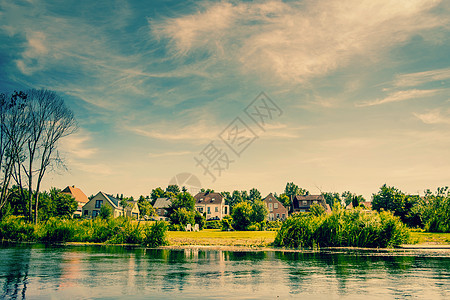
left=221, top=215, right=233, bottom=231
left=231, top=202, right=253, bottom=230
left=0, top=215, right=35, bottom=241
left=274, top=208, right=409, bottom=248
left=142, top=221, right=168, bottom=247
left=206, top=220, right=221, bottom=229
left=38, top=217, right=76, bottom=243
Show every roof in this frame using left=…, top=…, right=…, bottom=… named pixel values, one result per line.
left=62, top=185, right=89, bottom=204
left=293, top=195, right=325, bottom=201
left=194, top=192, right=224, bottom=205
left=153, top=197, right=172, bottom=209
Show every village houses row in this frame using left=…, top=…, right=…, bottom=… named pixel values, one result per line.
left=62, top=186, right=333, bottom=221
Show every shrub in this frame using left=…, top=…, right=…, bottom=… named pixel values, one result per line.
left=38, top=217, right=76, bottom=243
left=221, top=215, right=233, bottom=231
left=274, top=208, right=409, bottom=248
left=206, top=220, right=221, bottom=229
left=0, top=215, right=35, bottom=241
left=142, top=221, right=168, bottom=247
left=231, top=202, right=253, bottom=230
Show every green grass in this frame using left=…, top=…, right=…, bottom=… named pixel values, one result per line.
left=408, top=230, right=450, bottom=245
left=167, top=229, right=277, bottom=247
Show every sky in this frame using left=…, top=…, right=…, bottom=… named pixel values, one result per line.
left=1, top=0, right=450, bottom=200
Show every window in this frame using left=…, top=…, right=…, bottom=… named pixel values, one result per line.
left=95, top=200, right=103, bottom=208
left=224, top=206, right=228, bottom=214
left=302, top=201, right=307, bottom=206
left=215, top=207, right=218, bottom=212
left=269, top=203, right=273, bottom=211
left=282, top=214, right=286, bottom=219
left=269, top=213, right=274, bottom=220
left=198, top=207, right=203, bottom=213
left=274, top=203, right=278, bottom=209
left=207, top=207, right=211, bottom=214
left=313, top=200, right=317, bottom=204
left=276, top=213, right=280, bottom=219
left=83, top=210, right=88, bottom=216
left=92, top=210, right=99, bottom=217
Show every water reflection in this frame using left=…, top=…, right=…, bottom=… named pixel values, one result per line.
left=1, top=243, right=449, bottom=299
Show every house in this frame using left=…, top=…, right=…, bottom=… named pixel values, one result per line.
left=61, top=185, right=89, bottom=217
left=153, top=197, right=172, bottom=220
left=82, top=192, right=140, bottom=219
left=263, top=193, right=288, bottom=221
left=291, top=195, right=327, bottom=213
left=194, top=192, right=229, bottom=220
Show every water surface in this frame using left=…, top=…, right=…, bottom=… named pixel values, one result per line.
left=1, top=243, right=449, bottom=299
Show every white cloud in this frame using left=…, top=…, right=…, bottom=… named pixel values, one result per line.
left=356, top=89, right=441, bottom=107
left=152, top=0, right=447, bottom=84
left=59, top=130, right=98, bottom=159
left=414, top=108, right=450, bottom=124
left=393, top=67, right=450, bottom=87
left=148, top=151, right=193, bottom=158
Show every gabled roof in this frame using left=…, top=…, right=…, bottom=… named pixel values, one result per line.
left=293, top=195, right=325, bottom=201
left=62, top=185, right=89, bottom=204
left=154, top=197, right=172, bottom=209
left=91, top=191, right=120, bottom=208
left=194, top=192, right=224, bottom=205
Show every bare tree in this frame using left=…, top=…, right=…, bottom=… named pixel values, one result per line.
left=1, top=89, right=77, bottom=222
left=0, top=92, right=29, bottom=212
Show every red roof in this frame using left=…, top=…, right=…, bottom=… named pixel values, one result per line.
left=62, top=185, right=89, bottom=204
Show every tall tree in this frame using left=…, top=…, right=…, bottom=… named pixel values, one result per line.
left=249, top=188, right=261, bottom=202
left=166, top=184, right=180, bottom=195
left=284, top=182, right=309, bottom=207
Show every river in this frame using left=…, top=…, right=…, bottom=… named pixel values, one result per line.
left=1, top=243, right=449, bottom=299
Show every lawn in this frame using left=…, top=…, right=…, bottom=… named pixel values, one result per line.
left=167, top=229, right=277, bottom=247
left=166, top=229, right=450, bottom=247
left=408, top=230, right=450, bottom=245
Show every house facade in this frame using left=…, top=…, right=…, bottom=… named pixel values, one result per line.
left=82, top=192, right=140, bottom=219
left=263, top=193, right=288, bottom=221
left=153, top=197, right=172, bottom=220
left=291, top=195, right=328, bottom=213
left=62, top=185, right=89, bottom=217
left=194, top=192, right=229, bottom=220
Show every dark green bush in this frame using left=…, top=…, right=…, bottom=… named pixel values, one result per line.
left=205, top=220, right=221, bottom=229
left=142, top=221, right=168, bottom=247
left=0, top=216, right=35, bottom=241
left=274, top=208, right=409, bottom=248
left=221, top=215, right=233, bottom=231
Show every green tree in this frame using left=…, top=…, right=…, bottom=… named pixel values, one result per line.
left=249, top=188, right=261, bottom=202
left=278, top=193, right=290, bottom=208
left=422, top=187, right=450, bottom=232
left=150, top=187, right=165, bottom=204
left=322, top=192, right=341, bottom=210
left=51, top=188, right=77, bottom=219
left=251, top=200, right=268, bottom=223
left=284, top=182, right=309, bottom=208
left=228, top=190, right=244, bottom=212
left=138, top=195, right=155, bottom=217
left=120, top=198, right=130, bottom=217
left=231, top=202, right=253, bottom=230
left=99, top=204, right=112, bottom=219
left=166, top=184, right=180, bottom=195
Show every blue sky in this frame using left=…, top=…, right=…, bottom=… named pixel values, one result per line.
left=1, top=0, right=450, bottom=199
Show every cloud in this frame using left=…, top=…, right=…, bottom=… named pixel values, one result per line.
left=148, top=151, right=193, bottom=158
left=393, top=67, right=450, bottom=87
left=356, top=89, right=441, bottom=107
left=59, top=130, right=98, bottom=159
left=152, top=0, right=447, bottom=84
left=414, top=108, right=450, bottom=124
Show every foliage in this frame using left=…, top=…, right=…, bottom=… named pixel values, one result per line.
left=99, top=204, right=113, bottom=219
left=231, top=202, right=253, bottom=230
left=150, top=187, right=165, bottom=204
left=142, top=221, right=168, bottom=247
left=422, top=187, right=450, bottom=233
left=169, top=207, right=195, bottom=227
left=251, top=200, right=269, bottom=223
left=278, top=193, right=290, bottom=208
left=372, top=184, right=422, bottom=228
left=38, top=188, right=77, bottom=221
left=0, top=216, right=169, bottom=246
left=221, top=215, right=233, bottom=231
left=249, top=188, right=261, bottom=202
left=138, top=195, right=155, bottom=217
left=284, top=182, right=309, bottom=208
left=206, top=220, right=222, bottom=229
left=310, top=204, right=325, bottom=217
left=194, top=210, right=206, bottom=230
left=322, top=192, right=341, bottom=210
left=274, top=207, right=409, bottom=248
left=166, top=184, right=180, bottom=195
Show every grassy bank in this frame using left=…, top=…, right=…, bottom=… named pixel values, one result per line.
left=409, top=230, right=450, bottom=245
left=168, top=229, right=276, bottom=247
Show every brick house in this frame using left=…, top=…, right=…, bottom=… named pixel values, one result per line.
left=291, top=195, right=328, bottom=213
left=263, top=193, right=288, bottom=221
